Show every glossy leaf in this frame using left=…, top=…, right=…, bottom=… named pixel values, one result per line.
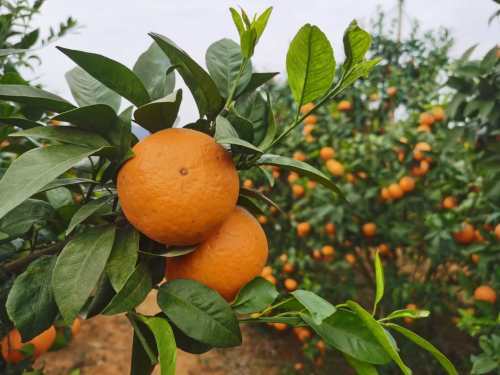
left=344, top=354, right=380, bottom=375
left=170, top=321, right=212, bottom=354
left=65, top=66, right=121, bottom=111
left=258, top=93, right=277, bottom=150
left=131, top=333, right=156, bottom=375
left=292, top=290, right=336, bottom=324
left=236, top=72, right=278, bottom=99
left=216, top=137, right=263, bottom=155
left=106, top=227, right=139, bottom=292
left=0, top=144, right=104, bottom=221
left=6, top=256, right=58, bottom=340
left=214, top=115, right=239, bottom=139
left=133, top=42, right=176, bottom=100
left=57, top=47, right=150, bottom=107
left=66, top=195, right=114, bottom=235
left=12, top=126, right=109, bottom=149
left=39, top=178, right=97, bottom=194
left=149, top=33, right=223, bottom=119
left=0, top=84, right=75, bottom=113
left=52, top=226, right=116, bottom=323
left=102, top=263, right=152, bottom=315
left=83, top=275, right=116, bottom=319
left=0, top=199, right=53, bottom=238
left=373, top=251, right=384, bottom=313
left=342, top=20, right=372, bottom=74
left=385, top=323, right=457, bottom=375
left=286, top=24, right=335, bottom=108
left=157, top=279, right=242, bottom=347
left=206, top=38, right=252, bottom=98
left=383, top=309, right=430, bottom=322
left=226, top=110, right=254, bottom=142
left=232, top=277, right=278, bottom=314
left=134, top=89, right=182, bottom=133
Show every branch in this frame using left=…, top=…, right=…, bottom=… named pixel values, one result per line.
left=2, top=241, right=67, bottom=274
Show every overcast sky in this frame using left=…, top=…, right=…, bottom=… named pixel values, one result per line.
left=31, top=0, right=499, bottom=123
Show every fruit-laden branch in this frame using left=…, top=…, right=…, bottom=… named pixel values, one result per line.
left=2, top=241, right=67, bottom=274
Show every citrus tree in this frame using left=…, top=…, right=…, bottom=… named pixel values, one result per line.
left=0, top=6, right=457, bottom=375
left=239, top=13, right=499, bottom=374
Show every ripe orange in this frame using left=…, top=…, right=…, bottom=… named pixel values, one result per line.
left=338, top=100, right=352, bottom=112
left=292, top=184, right=305, bottom=198
left=362, top=222, right=377, bottom=237
left=345, top=253, right=356, bottom=265
left=404, top=303, right=417, bottom=325
left=297, top=222, right=311, bottom=237
left=473, top=285, right=497, bottom=304
left=303, top=124, right=315, bottom=136
left=380, top=187, right=391, bottom=201
left=495, top=224, right=500, bottom=241
left=325, top=223, right=336, bottom=236
left=284, top=278, right=298, bottom=291
left=388, top=183, right=404, bottom=199
left=273, top=322, right=288, bottom=331
left=326, top=159, right=344, bottom=176
left=453, top=223, right=475, bottom=245
left=300, top=102, right=315, bottom=114
left=316, top=340, right=326, bottom=354
left=1, top=327, right=56, bottom=364
left=415, top=142, right=432, bottom=152
left=258, top=215, right=268, bottom=225
left=419, top=112, right=434, bottom=126
left=346, top=173, right=356, bottom=184
left=293, top=327, right=312, bottom=342
left=307, top=180, right=317, bottom=190
left=417, top=124, right=432, bottom=133
left=71, top=318, right=81, bottom=337
left=0, top=140, right=10, bottom=149
left=312, top=249, right=322, bottom=260
left=283, top=262, right=295, bottom=273
left=386, top=86, right=398, bottom=97
left=264, top=274, right=277, bottom=285
left=304, top=115, right=318, bottom=125
left=321, top=245, right=335, bottom=257
left=279, top=253, right=288, bottom=263
left=165, top=207, right=268, bottom=301
left=471, top=254, right=480, bottom=264
left=411, top=160, right=430, bottom=177
left=474, top=230, right=486, bottom=243
left=377, top=243, right=390, bottom=256
left=431, top=106, right=445, bottom=122
left=118, top=128, right=239, bottom=246
left=305, top=135, right=315, bottom=144
left=288, top=172, right=300, bottom=183
left=442, top=196, right=457, bottom=209
left=243, top=179, right=254, bottom=189
left=294, top=362, right=305, bottom=371
left=261, top=266, right=273, bottom=277
left=399, top=176, right=415, bottom=193
left=319, top=147, right=335, bottom=161
left=293, top=151, right=307, bottom=162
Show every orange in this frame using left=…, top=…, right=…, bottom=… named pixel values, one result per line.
left=165, top=207, right=268, bottom=301
left=321, top=245, right=335, bottom=257
left=345, top=253, right=356, bottom=265
left=357, top=171, right=368, bottom=179
left=293, top=151, right=307, bottom=162
left=338, top=100, right=352, bottom=112
left=362, top=223, right=377, bottom=237
left=264, top=274, right=277, bottom=285
left=279, top=254, right=288, bottom=263
left=326, top=159, right=344, bottom=176
left=325, top=223, right=336, bottom=236
left=316, top=340, right=326, bottom=354
left=305, top=135, right=315, bottom=144
left=319, top=147, right=335, bottom=161
left=419, top=112, right=434, bottom=126
left=431, top=106, right=445, bottom=122
left=442, top=196, right=457, bottom=209
left=1, top=327, right=56, bottom=364
left=258, top=215, right=268, bottom=225
left=0, top=140, right=10, bottom=149
left=307, top=180, right=317, bottom=190
left=380, top=187, right=391, bottom=201
left=417, top=124, right=432, bottom=133
left=300, top=102, right=315, bottom=114
left=411, top=160, right=430, bottom=177
left=288, top=172, right=299, bottom=183
left=71, top=318, right=81, bottom=337
left=471, top=254, right=480, bottom=264
left=261, top=266, right=273, bottom=277
left=386, top=86, right=397, bottom=97
left=312, top=249, right=322, bottom=260
left=118, top=128, right=239, bottom=246
left=294, top=362, right=305, bottom=371
left=284, top=278, right=298, bottom=291
left=495, top=224, right=500, bottom=241
left=346, top=173, right=356, bottom=184
left=304, top=115, right=318, bottom=125
left=292, top=184, right=305, bottom=198
left=415, top=142, right=432, bottom=152
left=474, top=230, right=486, bottom=243
left=399, top=176, right=415, bottom=193
left=243, top=179, right=254, bottom=189
left=377, top=243, right=390, bottom=256
left=273, top=323, right=288, bottom=331
left=293, top=327, right=311, bottom=342
left=297, top=222, right=311, bottom=237
left=404, top=304, right=417, bottom=325
left=388, top=183, right=404, bottom=199
left=303, top=124, right=315, bottom=136
left=453, top=223, right=475, bottom=245
left=283, top=262, right=295, bottom=273
left=473, top=285, right=497, bottom=304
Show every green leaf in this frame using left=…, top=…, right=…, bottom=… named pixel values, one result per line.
left=65, top=67, right=122, bottom=111
left=170, top=321, right=212, bottom=354
left=133, top=42, right=176, bottom=100
left=51, top=104, right=119, bottom=141
left=254, top=7, right=273, bottom=41
left=52, top=226, right=116, bottom=323
left=382, top=309, right=430, bottom=322
left=131, top=333, right=156, bottom=375
left=235, top=72, right=278, bottom=99
left=237, top=195, right=265, bottom=217
left=216, top=137, right=263, bottom=155
left=215, top=115, right=239, bottom=139
left=342, top=20, right=372, bottom=75
left=286, top=24, right=335, bottom=108
left=66, top=195, right=114, bottom=235
left=226, top=110, right=254, bottom=142
left=57, top=47, right=150, bottom=107
left=292, top=290, right=336, bottom=324
left=46, top=187, right=73, bottom=210
left=255, top=154, right=342, bottom=195
left=133, top=89, right=182, bottom=133
left=6, top=256, right=58, bottom=341
left=0, top=199, right=53, bottom=237
left=206, top=38, right=252, bottom=98
left=373, top=251, right=384, bottom=314
left=83, top=275, right=116, bottom=319
left=344, top=354, right=380, bottom=375
left=136, top=315, right=177, bottom=375
left=12, top=126, right=109, bottom=148
left=102, top=262, right=152, bottom=315
left=336, top=58, right=380, bottom=95
left=106, top=227, right=139, bottom=292
left=0, top=117, right=43, bottom=129
left=0, top=144, right=104, bottom=221
left=240, top=29, right=257, bottom=59
left=302, top=310, right=390, bottom=365
left=347, top=301, right=412, bottom=374
left=385, top=323, right=457, bottom=375
left=0, top=84, right=75, bottom=113
left=157, top=279, right=242, bottom=348
left=149, top=33, right=223, bottom=119
left=39, top=178, right=97, bottom=194
left=229, top=8, right=245, bottom=36
left=258, top=93, right=277, bottom=150
left=231, top=277, right=278, bottom=314
left=471, top=355, right=498, bottom=375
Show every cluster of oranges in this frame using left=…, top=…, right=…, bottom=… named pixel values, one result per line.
left=117, top=128, right=269, bottom=301
left=416, top=106, right=446, bottom=133
left=380, top=176, right=416, bottom=201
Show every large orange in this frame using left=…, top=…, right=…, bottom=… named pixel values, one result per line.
left=473, top=285, right=497, bottom=304
left=1, top=327, right=56, bottom=364
left=388, top=183, right=404, bottom=199
left=165, top=207, right=268, bottom=301
left=117, top=128, right=239, bottom=246
left=399, top=176, right=415, bottom=193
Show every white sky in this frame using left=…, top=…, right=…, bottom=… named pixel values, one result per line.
left=31, top=0, right=500, bottom=124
